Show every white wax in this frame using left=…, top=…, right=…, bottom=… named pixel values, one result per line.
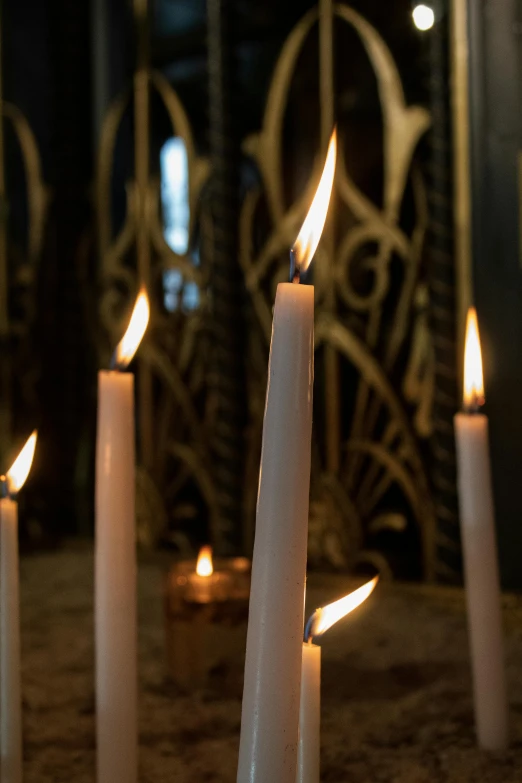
left=95, top=371, right=138, bottom=783
left=0, top=498, right=22, bottom=783
left=454, top=412, right=508, bottom=750
left=297, top=643, right=321, bottom=783
left=237, top=282, right=314, bottom=783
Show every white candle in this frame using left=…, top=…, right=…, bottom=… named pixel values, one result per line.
left=297, top=643, right=321, bottom=783
left=454, top=307, right=508, bottom=751
left=237, top=132, right=337, bottom=783
left=297, top=577, right=378, bottom=783
left=95, top=289, right=149, bottom=783
left=0, top=431, right=37, bottom=783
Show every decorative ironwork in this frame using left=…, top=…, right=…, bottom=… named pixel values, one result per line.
left=96, top=0, right=213, bottom=548
left=425, top=0, right=461, bottom=581
left=206, top=0, right=246, bottom=554
left=0, top=50, right=49, bottom=463
left=241, top=2, right=437, bottom=578
left=96, top=0, right=459, bottom=580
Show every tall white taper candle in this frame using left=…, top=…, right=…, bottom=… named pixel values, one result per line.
left=96, top=371, right=138, bottom=783
left=455, top=412, right=508, bottom=750
left=0, top=430, right=37, bottom=783
left=1, top=498, right=22, bottom=783
left=454, top=307, right=508, bottom=751
left=95, top=289, right=149, bottom=783
left=237, top=130, right=336, bottom=783
left=237, top=283, right=314, bottom=783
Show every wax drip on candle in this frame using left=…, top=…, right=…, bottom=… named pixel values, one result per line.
left=110, top=287, right=150, bottom=371
left=463, top=306, right=485, bottom=414
left=289, top=128, right=337, bottom=284
left=303, top=575, right=379, bottom=643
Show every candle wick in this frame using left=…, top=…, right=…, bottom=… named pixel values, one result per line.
left=109, top=351, right=121, bottom=372
left=464, top=391, right=484, bottom=414
left=303, top=611, right=316, bottom=643
left=289, top=247, right=301, bottom=284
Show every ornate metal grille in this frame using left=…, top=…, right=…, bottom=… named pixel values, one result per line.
left=92, top=0, right=449, bottom=579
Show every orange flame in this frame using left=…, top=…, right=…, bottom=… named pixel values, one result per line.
left=196, top=545, right=214, bottom=577
left=292, top=128, right=337, bottom=274
left=307, top=576, right=378, bottom=640
left=463, top=307, right=484, bottom=411
left=114, top=288, right=150, bottom=370
left=6, top=430, right=37, bottom=495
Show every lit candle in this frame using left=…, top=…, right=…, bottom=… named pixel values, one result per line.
left=165, top=547, right=251, bottom=691
left=454, top=307, right=508, bottom=751
left=0, top=431, right=37, bottom=783
left=237, top=130, right=337, bottom=783
left=297, top=577, right=378, bottom=783
left=185, top=545, right=232, bottom=603
left=95, top=288, right=149, bottom=783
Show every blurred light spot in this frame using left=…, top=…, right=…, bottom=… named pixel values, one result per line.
left=412, top=4, right=435, bottom=30
left=182, top=282, right=200, bottom=312
left=161, top=137, right=200, bottom=313
left=163, top=269, right=183, bottom=313
left=161, top=137, right=189, bottom=255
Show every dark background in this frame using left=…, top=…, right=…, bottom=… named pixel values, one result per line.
left=468, top=0, right=522, bottom=589
left=2, top=0, right=522, bottom=587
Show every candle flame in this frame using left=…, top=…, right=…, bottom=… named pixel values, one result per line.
left=463, top=307, right=484, bottom=411
left=196, top=545, right=213, bottom=577
left=114, top=288, right=150, bottom=370
left=306, top=576, right=378, bottom=641
left=292, top=128, right=337, bottom=275
left=6, top=430, right=37, bottom=495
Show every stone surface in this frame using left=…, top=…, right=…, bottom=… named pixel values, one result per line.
left=15, top=547, right=522, bottom=781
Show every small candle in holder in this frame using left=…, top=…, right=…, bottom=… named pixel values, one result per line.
left=297, top=577, right=379, bottom=783
left=164, top=547, right=251, bottom=691
left=184, top=545, right=233, bottom=603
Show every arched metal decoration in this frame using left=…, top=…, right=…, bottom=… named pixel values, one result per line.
left=241, top=1, right=437, bottom=578
left=97, top=0, right=451, bottom=580
left=0, top=94, right=49, bottom=462
left=96, top=0, right=214, bottom=549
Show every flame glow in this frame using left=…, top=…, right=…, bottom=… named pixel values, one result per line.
left=308, top=576, right=378, bottom=640
left=114, top=288, right=150, bottom=370
left=463, top=307, right=484, bottom=411
left=196, top=545, right=214, bottom=577
left=292, top=128, right=337, bottom=274
left=6, top=431, right=37, bottom=494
